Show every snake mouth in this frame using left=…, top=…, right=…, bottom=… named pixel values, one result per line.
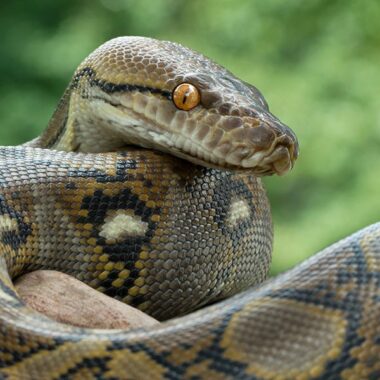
left=166, top=121, right=299, bottom=176
left=241, top=134, right=299, bottom=176
left=113, top=127, right=298, bottom=176
left=161, top=134, right=298, bottom=176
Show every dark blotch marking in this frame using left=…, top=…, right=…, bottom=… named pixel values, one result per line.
left=57, top=356, right=112, bottom=380
left=68, top=155, right=137, bottom=183
left=184, top=171, right=255, bottom=238
left=268, top=240, right=376, bottom=378
left=0, top=196, right=32, bottom=251
left=78, top=186, right=160, bottom=303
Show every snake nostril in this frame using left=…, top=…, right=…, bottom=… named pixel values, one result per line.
left=275, top=132, right=298, bottom=161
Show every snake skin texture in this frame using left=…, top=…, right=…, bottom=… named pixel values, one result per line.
left=0, top=37, right=378, bottom=379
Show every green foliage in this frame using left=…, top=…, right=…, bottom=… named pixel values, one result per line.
left=0, top=0, right=378, bottom=274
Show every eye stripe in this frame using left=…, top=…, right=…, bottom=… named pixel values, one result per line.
left=71, top=67, right=172, bottom=99
left=92, top=80, right=172, bottom=99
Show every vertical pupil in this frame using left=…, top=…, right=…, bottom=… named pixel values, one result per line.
left=182, top=92, right=188, bottom=104
left=173, top=84, right=198, bottom=110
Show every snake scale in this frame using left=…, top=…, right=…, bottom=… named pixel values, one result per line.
left=0, top=36, right=378, bottom=379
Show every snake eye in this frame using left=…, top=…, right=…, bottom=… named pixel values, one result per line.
left=172, top=83, right=200, bottom=111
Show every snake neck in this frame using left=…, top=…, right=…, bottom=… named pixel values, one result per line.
left=29, top=86, right=171, bottom=155
left=27, top=89, right=73, bottom=150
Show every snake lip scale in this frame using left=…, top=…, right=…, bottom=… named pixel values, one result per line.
left=0, top=36, right=378, bottom=379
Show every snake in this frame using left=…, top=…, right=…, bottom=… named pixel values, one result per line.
left=0, top=36, right=378, bottom=380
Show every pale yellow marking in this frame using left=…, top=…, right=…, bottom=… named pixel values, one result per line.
left=0, top=215, right=19, bottom=234
left=227, top=199, right=251, bottom=227
left=99, top=211, right=148, bottom=241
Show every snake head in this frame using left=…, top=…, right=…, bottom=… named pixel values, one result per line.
left=46, top=36, right=299, bottom=176
left=175, top=72, right=299, bottom=175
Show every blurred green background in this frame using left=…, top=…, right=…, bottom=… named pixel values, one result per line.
left=0, top=0, right=379, bottom=274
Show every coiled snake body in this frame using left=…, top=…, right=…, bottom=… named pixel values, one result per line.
left=0, top=37, right=378, bottom=379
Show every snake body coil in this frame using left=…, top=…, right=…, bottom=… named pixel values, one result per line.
left=0, top=37, right=378, bottom=379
